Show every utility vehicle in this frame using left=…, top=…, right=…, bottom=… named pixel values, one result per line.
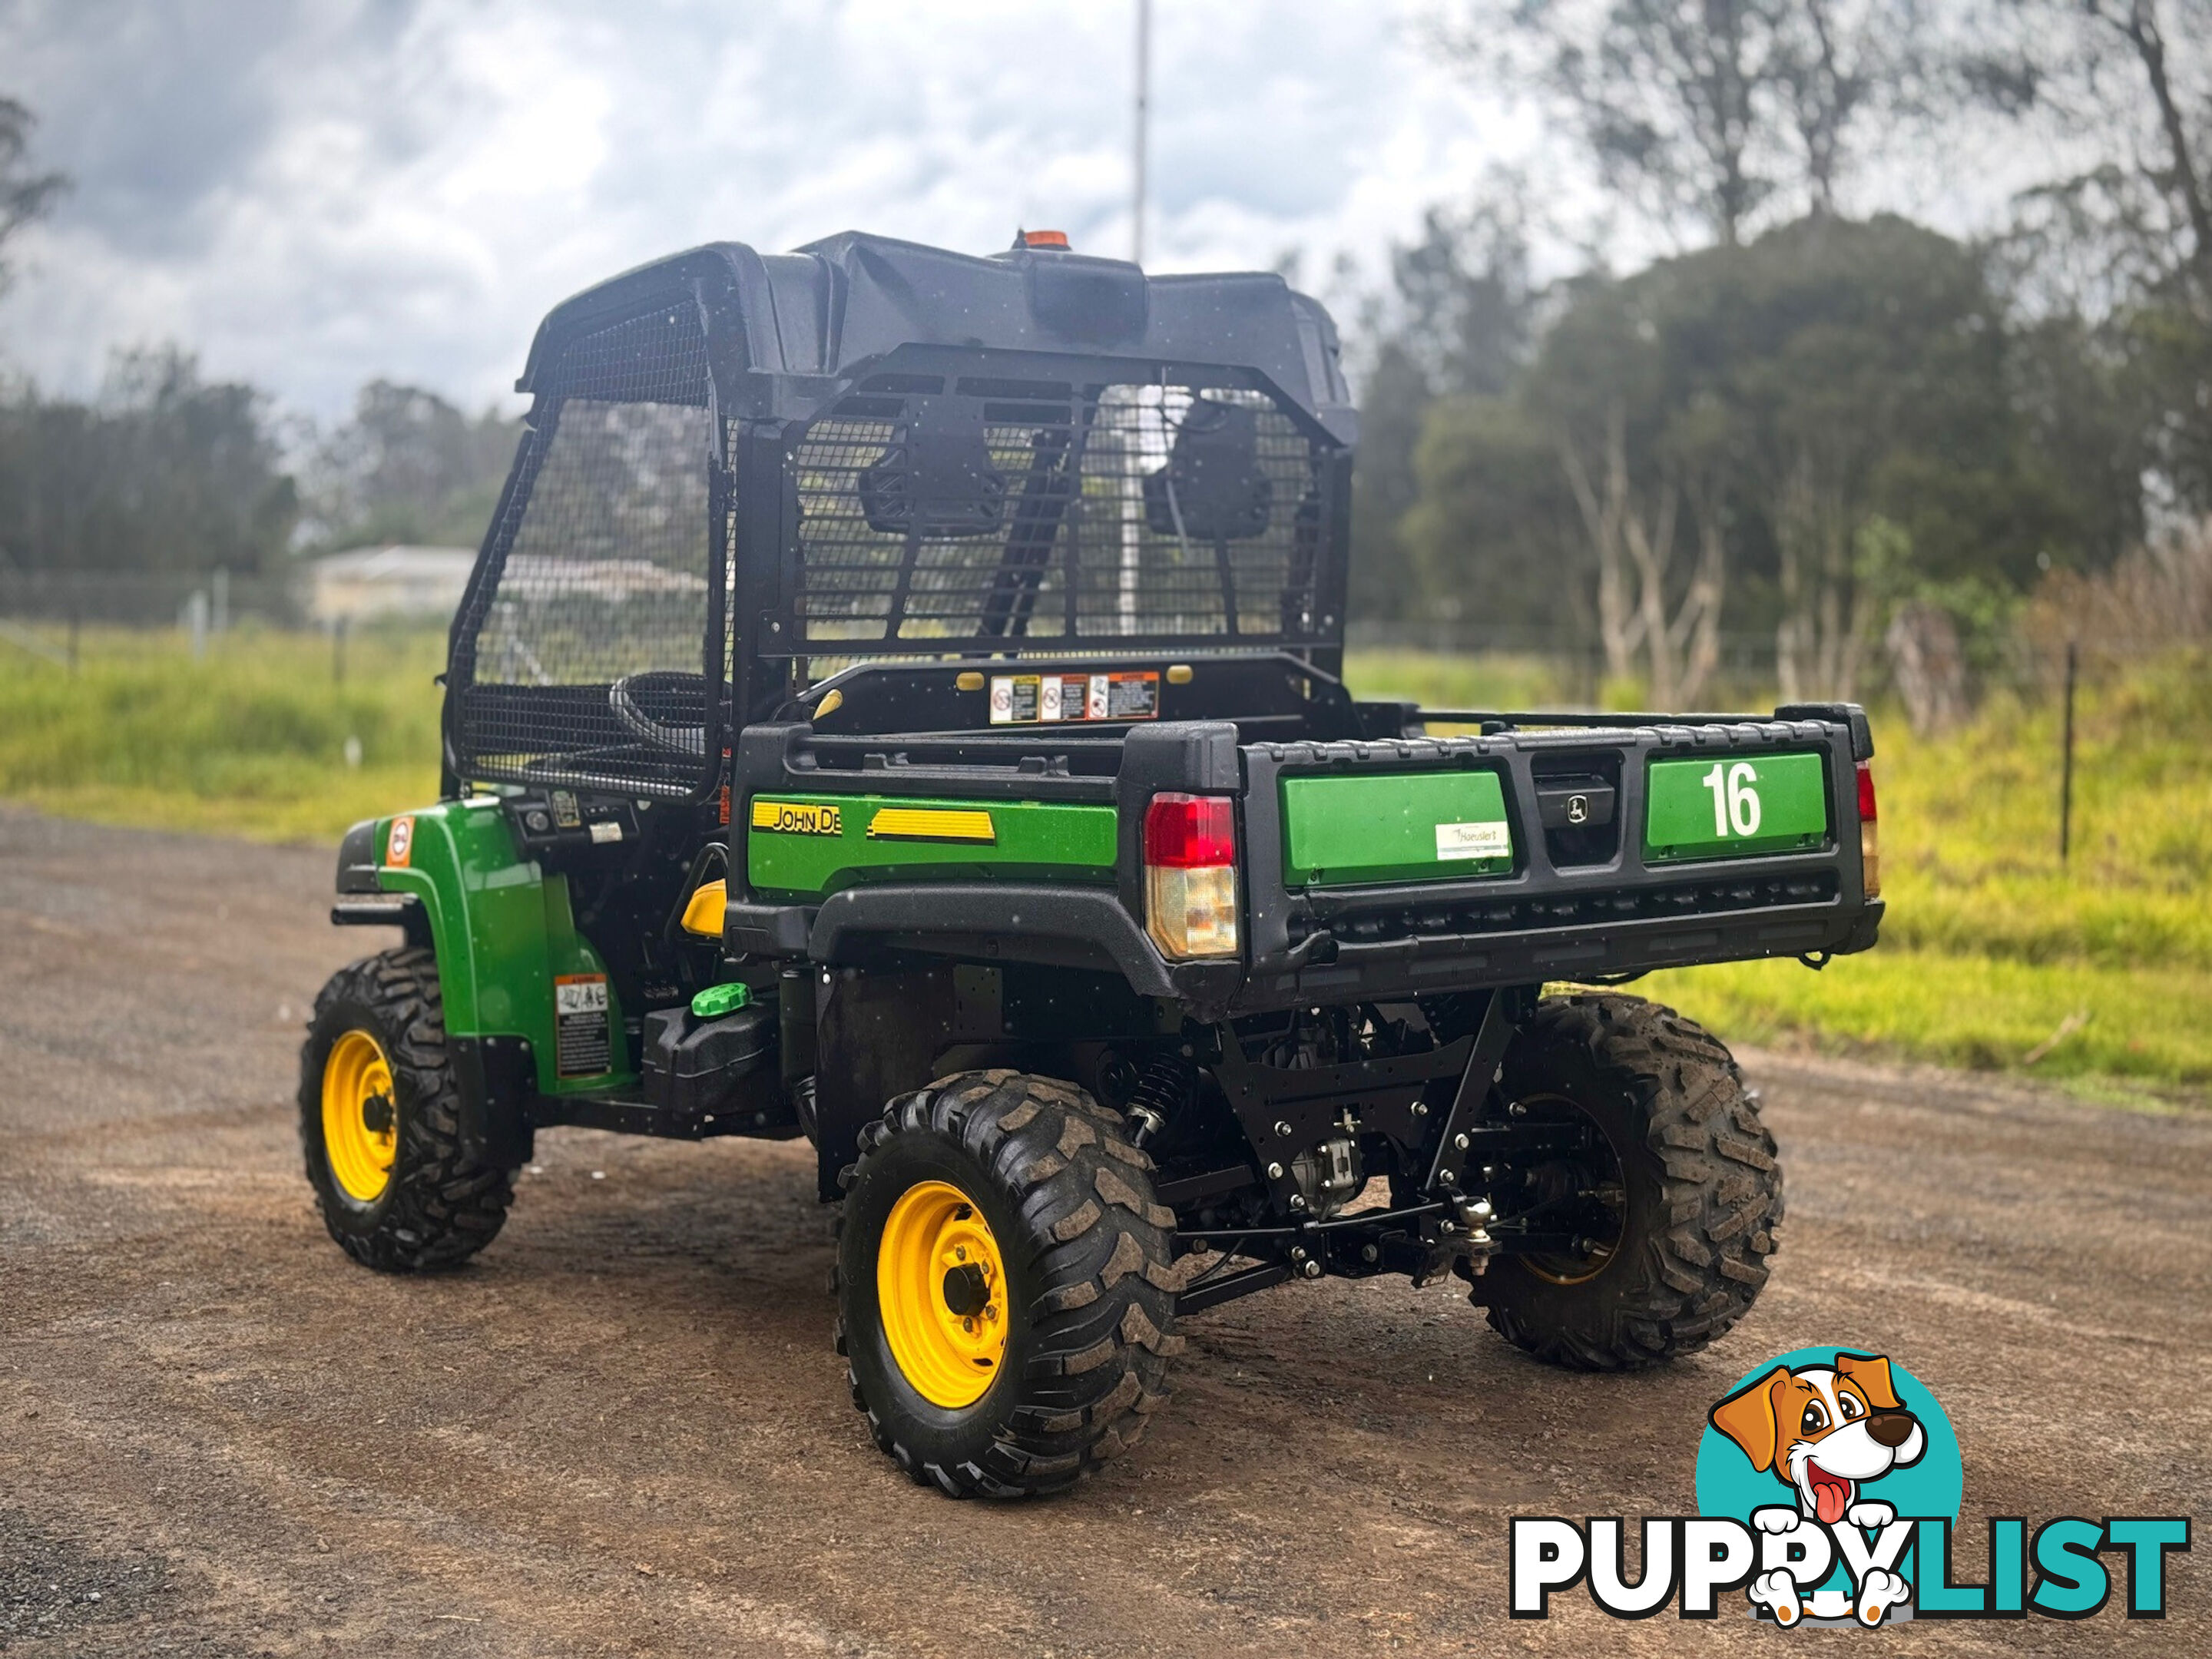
left=302, top=229, right=1882, bottom=1498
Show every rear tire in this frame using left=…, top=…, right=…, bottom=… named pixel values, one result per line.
left=298, top=946, right=515, bottom=1272
left=1479, top=994, right=1781, bottom=1370
left=835, top=1070, right=1180, bottom=1498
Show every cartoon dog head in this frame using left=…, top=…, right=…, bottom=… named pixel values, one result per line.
left=1709, top=1353, right=1926, bottom=1525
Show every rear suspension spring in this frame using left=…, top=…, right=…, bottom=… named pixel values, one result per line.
left=1124, top=1052, right=1197, bottom=1149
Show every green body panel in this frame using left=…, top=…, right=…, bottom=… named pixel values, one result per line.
left=1281, top=769, right=1514, bottom=886
left=372, top=800, right=631, bottom=1093
left=1644, top=752, right=1830, bottom=863
left=745, top=793, right=1118, bottom=899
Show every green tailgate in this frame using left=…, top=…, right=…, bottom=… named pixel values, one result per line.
left=746, top=793, right=1118, bottom=898
left=1644, top=751, right=1829, bottom=862
left=1281, top=769, right=1514, bottom=886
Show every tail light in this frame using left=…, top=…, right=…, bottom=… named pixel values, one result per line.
left=1143, top=793, right=1240, bottom=959
left=1856, top=761, right=1880, bottom=899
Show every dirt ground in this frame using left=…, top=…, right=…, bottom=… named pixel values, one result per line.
left=2, top=804, right=2205, bottom=1657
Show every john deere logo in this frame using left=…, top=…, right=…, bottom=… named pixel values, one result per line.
left=1565, top=793, right=1590, bottom=825
left=1511, top=1346, right=2189, bottom=1624
left=751, top=800, right=843, bottom=837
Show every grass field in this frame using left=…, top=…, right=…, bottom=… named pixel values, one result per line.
left=0, top=624, right=443, bottom=843
left=1348, top=647, right=2212, bottom=1099
left=2, top=627, right=2205, bottom=1097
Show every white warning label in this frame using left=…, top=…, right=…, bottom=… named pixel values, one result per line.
left=554, top=974, right=611, bottom=1077
left=988, top=671, right=1160, bottom=724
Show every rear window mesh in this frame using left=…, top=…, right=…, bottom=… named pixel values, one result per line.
left=450, top=304, right=721, bottom=795
left=788, top=382, right=1330, bottom=653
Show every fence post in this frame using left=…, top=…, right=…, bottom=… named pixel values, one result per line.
left=213, top=566, right=230, bottom=637
left=186, top=590, right=209, bottom=661
left=2058, top=640, right=2078, bottom=864
left=333, top=614, right=347, bottom=684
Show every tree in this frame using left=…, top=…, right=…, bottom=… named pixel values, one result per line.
left=300, top=381, right=523, bottom=551
left=1978, top=1, right=2212, bottom=513
left=1349, top=189, right=1539, bottom=623
left=1406, top=214, right=2111, bottom=701
left=1437, top=0, right=1926, bottom=247
left=0, top=94, right=67, bottom=296
left=0, top=349, right=296, bottom=576
left=1522, top=270, right=1733, bottom=703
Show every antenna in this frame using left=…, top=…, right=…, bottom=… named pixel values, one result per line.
left=1132, top=0, right=1151, bottom=266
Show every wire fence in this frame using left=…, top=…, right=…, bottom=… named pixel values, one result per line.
left=8, top=565, right=2205, bottom=705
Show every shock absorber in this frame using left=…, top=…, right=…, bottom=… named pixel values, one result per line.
left=1123, top=1051, right=1197, bottom=1149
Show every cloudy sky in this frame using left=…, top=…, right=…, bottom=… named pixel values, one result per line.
left=0, top=0, right=1555, bottom=421
left=2, top=0, right=2045, bottom=427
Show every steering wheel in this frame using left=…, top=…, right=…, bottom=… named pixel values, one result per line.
left=609, top=671, right=707, bottom=757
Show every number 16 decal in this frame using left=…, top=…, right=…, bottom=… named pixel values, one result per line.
left=1700, top=761, right=1763, bottom=838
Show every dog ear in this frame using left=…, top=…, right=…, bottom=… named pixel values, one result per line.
left=1710, top=1366, right=1792, bottom=1473
left=1835, top=1353, right=1904, bottom=1411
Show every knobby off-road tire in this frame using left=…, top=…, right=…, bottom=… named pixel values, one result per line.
left=1480, top=993, right=1781, bottom=1370
left=298, top=946, right=515, bottom=1271
left=834, top=1070, right=1181, bottom=1498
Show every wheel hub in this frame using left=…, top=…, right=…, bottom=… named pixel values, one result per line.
left=1500, top=1091, right=1627, bottom=1286
left=941, top=1261, right=989, bottom=1317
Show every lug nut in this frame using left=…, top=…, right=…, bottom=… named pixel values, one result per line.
left=1360, top=1244, right=1379, bottom=1263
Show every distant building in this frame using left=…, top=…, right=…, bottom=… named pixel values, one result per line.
left=306, top=545, right=477, bottom=624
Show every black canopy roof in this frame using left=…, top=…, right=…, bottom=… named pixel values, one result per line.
left=515, top=231, right=1356, bottom=444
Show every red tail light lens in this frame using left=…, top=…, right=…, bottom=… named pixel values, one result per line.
left=1856, top=761, right=1880, bottom=899
left=1143, top=793, right=1239, bottom=959
left=1143, top=793, right=1237, bottom=867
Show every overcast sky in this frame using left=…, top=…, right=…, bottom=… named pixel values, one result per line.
left=2, top=0, right=2042, bottom=427
left=0, top=0, right=1551, bottom=422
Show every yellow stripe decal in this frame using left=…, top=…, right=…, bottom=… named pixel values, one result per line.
left=867, top=806, right=996, bottom=843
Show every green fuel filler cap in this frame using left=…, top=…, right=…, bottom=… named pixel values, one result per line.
left=690, top=982, right=752, bottom=1019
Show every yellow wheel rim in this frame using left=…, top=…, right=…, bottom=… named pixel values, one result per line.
left=877, top=1179, right=1009, bottom=1409
left=322, top=1028, right=399, bottom=1204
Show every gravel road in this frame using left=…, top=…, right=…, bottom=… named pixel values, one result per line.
left=2, top=806, right=2204, bottom=1656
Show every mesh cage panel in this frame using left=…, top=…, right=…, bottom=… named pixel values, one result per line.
left=790, top=381, right=1329, bottom=654
left=452, top=303, right=720, bottom=795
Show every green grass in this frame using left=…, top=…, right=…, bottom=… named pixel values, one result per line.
left=1347, top=648, right=2212, bottom=1098
left=4, top=631, right=2205, bottom=1094
left=0, top=624, right=444, bottom=843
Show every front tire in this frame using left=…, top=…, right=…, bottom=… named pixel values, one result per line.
left=1479, top=994, right=1782, bottom=1369
left=298, top=946, right=515, bottom=1272
left=835, top=1071, right=1181, bottom=1498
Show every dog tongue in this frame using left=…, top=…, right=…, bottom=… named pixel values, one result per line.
left=1810, top=1469, right=1851, bottom=1525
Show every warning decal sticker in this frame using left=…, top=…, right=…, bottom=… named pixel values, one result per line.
left=988, top=671, right=1160, bottom=725
left=553, top=974, right=612, bottom=1078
